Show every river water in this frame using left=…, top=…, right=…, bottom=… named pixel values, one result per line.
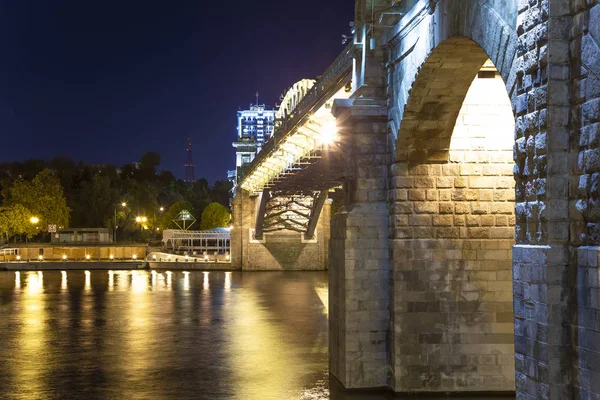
left=0, top=270, right=512, bottom=400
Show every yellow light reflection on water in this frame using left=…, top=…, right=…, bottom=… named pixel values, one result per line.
left=203, top=272, right=209, bottom=290
left=131, top=270, right=148, bottom=292
left=151, top=270, right=157, bottom=287
left=13, top=271, right=48, bottom=395
left=225, top=290, right=303, bottom=399
left=183, top=271, right=190, bottom=290
left=26, top=272, right=43, bottom=294
left=166, top=271, right=172, bottom=286
left=15, top=271, right=20, bottom=290
left=108, top=270, right=114, bottom=290
left=84, top=270, right=91, bottom=291
left=314, top=285, right=328, bottom=316
left=225, top=272, right=232, bottom=291
left=61, top=271, right=67, bottom=290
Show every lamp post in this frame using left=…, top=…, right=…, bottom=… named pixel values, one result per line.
left=114, top=202, right=127, bottom=243
left=136, top=216, right=147, bottom=235
left=153, top=206, right=165, bottom=240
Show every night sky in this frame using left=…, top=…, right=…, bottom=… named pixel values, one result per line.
left=0, top=1, right=354, bottom=183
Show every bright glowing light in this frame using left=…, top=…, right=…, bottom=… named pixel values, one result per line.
left=204, top=254, right=208, bottom=261
left=108, top=270, right=114, bottom=289
left=109, top=254, right=114, bottom=260
left=15, top=271, right=20, bottom=288
left=62, top=254, right=67, bottom=260
left=156, top=227, right=160, bottom=231
left=225, top=253, right=231, bottom=261
left=30, top=216, right=39, bottom=224
left=159, top=207, right=164, bottom=212
left=132, top=254, right=137, bottom=260
left=61, top=271, right=67, bottom=289
left=184, top=255, right=189, bottom=261
left=38, top=255, right=43, bottom=261
left=136, top=217, right=142, bottom=223
left=152, top=255, right=157, bottom=260
left=320, top=121, right=338, bottom=144
left=16, top=255, right=21, bottom=261
left=85, top=254, right=91, bottom=260
left=141, top=217, right=147, bottom=223
left=121, top=202, right=127, bottom=207
left=166, top=271, right=172, bottom=286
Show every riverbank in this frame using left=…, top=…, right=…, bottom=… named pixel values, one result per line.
left=148, top=261, right=238, bottom=271
left=0, top=261, right=145, bottom=271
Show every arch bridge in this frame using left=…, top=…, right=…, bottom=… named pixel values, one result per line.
left=232, top=0, right=600, bottom=398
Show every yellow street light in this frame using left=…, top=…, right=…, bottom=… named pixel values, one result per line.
left=159, top=207, right=164, bottom=212
left=136, top=216, right=142, bottom=223
left=30, top=217, right=39, bottom=224
left=141, top=217, right=147, bottom=223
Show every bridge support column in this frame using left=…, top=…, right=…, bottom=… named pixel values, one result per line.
left=329, top=98, right=391, bottom=389
left=231, top=189, right=331, bottom=270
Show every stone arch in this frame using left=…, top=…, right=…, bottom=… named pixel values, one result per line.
left=396, top=37, right=499, bottom=164
left=388, top=15, right=520, bottom=393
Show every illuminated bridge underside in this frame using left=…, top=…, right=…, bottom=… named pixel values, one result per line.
left=239, top=44, right=353, bottom=195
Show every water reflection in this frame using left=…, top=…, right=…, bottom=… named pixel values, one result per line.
left=61, top=271, right=67, bottom=290
left=0, top=271, right=509, bottom=400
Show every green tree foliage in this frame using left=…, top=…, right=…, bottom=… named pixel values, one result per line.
left=9, top=169, right=70, bottom=229
left=72, top=175, right=118, bottom=228
left=0, top=204, right=39, bottom=240
left=200, top=202, right=231, bottom=230
left=0, top=152, right=232, bottom=242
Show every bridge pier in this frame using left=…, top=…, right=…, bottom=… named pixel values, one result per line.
left=230, top=189, right=330, bottom=270
left=329, top=97, right=391, bottom=388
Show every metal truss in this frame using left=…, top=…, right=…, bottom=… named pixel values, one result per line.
left=254, top=190, right=329, bottom=240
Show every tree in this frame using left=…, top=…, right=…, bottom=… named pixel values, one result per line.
left=200, top=202, right=231, bottom=230
left=71, top=175, right=118, bottom=228
left=0, top=204, right=39, bottom=241
left=9, top=169, right=70, bottom=229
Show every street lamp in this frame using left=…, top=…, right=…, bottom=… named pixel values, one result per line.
left=136, top=216, right=147, bottom=234
left=114, top=202, right=127, bottom=243
left=153, top=207, right=165, bottom=240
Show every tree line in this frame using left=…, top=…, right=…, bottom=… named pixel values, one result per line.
left=0, top=152, right=232, bottom=243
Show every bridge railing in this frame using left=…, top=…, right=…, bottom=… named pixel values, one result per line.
left=238, top=43, right=354, bottom=186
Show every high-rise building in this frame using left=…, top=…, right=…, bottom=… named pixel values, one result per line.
left=229, top=102, right=276, bottom=185
left=184, top=137, right=196, bottom=183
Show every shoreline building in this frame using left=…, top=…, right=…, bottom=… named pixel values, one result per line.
left=228, top=102, right=276, bottom=185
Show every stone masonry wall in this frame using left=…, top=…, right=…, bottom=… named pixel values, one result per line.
left=571, top=1, right=600, bottom=398
left=390, top=63, right=517, bottom=391
left=230, top=190, right=330, bottom=271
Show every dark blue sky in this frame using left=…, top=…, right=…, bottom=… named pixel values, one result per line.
left=0, top=1, right=354, bottom=183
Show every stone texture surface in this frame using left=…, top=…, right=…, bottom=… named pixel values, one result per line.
left=571, top=1, right=600, bottom=399
left=230, top=190, right=330, bottom=270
